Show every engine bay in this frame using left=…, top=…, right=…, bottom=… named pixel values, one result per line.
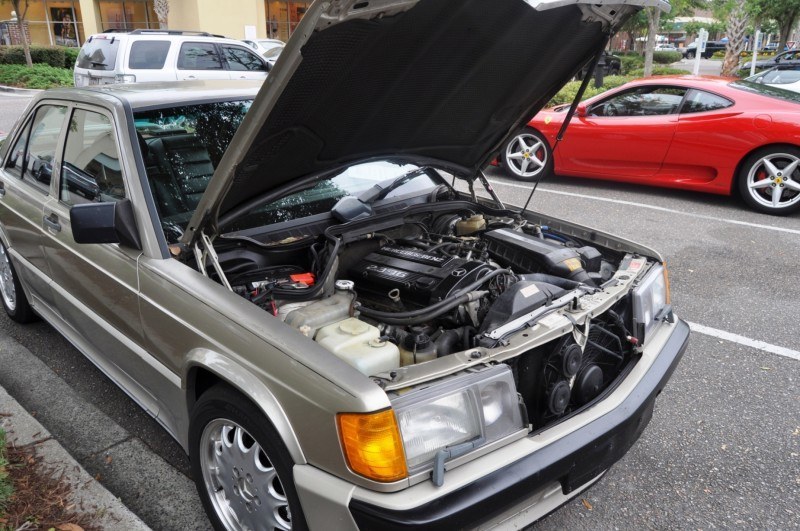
left=194, top=198, right=657, bottom=431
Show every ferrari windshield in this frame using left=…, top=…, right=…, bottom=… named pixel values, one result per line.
left=730, top=79, right=800, bottom=104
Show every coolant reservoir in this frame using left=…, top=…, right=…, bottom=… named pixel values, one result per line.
left=456, top=214, right=486, bottom=236
left=284, top=291, right=353, bottom=338
left=315, top=318, right=400, bottom=376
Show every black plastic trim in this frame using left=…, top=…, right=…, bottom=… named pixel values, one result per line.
left=349, top=319, right=690, bottom=530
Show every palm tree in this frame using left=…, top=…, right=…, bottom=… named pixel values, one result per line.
left=154, top=0, right=169, bottom=29
left=721, top=0, right=748, bottom=77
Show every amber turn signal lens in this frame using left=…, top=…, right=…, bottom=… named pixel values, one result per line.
left=338, top=409, right=408, bottom=482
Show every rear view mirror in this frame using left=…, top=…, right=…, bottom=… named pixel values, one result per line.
left=576, top=103, right=588, bottom=117
left=70, top=199, right=142, bottom=250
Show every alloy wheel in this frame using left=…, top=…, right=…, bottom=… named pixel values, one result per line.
left=745, top=152, right=800, bottom=211
left=0, top=244, right=17, bottom=312
left=200, top=419, right=291, bottom=531
left=505, top=132, right=548, bottom=179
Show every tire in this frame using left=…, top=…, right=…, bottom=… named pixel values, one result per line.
left=189, top=384, right=307, bottom=531
left=686, top=51, right=695, bottom=59
left=609, top=67, right=620, bottom=76
left=737, top=145, right=800, bottom=215
left=500, top=127, right=554, bottom=182
left=0, top=241, right=36, bottom=323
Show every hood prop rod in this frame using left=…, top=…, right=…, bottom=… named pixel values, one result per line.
left=521, top=42, right=609, bottom=216
left=194, top=231, right=233, bottom=291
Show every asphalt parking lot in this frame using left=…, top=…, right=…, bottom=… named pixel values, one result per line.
left=0, top=92, right=798, bottom=530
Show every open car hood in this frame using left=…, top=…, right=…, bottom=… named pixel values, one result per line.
left=183, top=0, right=669, bottom=244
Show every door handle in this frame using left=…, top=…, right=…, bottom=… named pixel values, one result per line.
left=43, top=214, right=61, bottom=232
left=0, top=181, right=5, bottom=198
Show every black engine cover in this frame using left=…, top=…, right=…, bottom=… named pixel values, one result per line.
left=349, top=245, right=493, bottom=307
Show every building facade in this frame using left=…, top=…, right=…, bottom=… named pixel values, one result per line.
left=0, top=0, right=307, bottom=47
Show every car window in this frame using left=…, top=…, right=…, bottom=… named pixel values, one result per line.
left=76, top=36, right=119, bottom=70
left=5, top=105, right=67, bottom=193
left=177, top=42, right=223, bottom=70
left=680, top=89, right=733, bottom=114
left=134, top=100, right=253, bottom=242
left=4, top=119, right=33, bottom=180
left=222, top=46, right=267, bottom=71
left=60, top=109, right=125, bottom=206
left=128, top=40, right=170, bottom=70
left=758, top=69, right=800, bottom=84
left=588, top=87, right=687, bottom=117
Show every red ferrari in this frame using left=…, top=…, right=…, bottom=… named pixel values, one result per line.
left=500, top=76, right=800, bottom=215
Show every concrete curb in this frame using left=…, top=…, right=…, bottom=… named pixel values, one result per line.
left=0, top=85, right=43, bottom=96
left=0, top=384, right=151, bottom=530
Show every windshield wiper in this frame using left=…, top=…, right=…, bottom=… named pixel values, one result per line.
left=90, top=61, right=108, bottom=67
left=357, top=168, right=427, bottom=204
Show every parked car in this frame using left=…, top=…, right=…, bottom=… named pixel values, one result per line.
left=73, top=29, right=270, bottom=87
left=500, top=76, right=800, bottom=214
left=741, top=49, right=800, bottom=72
left=1, top=0, right=687, bottom=529
left=242, top=38, right=285, bottom=55
left=680, top=40, right=726, bottom=59
left=262, top=43, right=285, bottom=68
left=574, top=50, right=621, bottom=79
left=747, top=65, right=800, bottom=93
left=655, top=43, right=677, bottom=51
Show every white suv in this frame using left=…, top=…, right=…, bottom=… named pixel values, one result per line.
left=73, top=30, right=270, bottom=87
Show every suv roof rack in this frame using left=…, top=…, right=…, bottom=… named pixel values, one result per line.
left=126, top=29, right=227, bottom=38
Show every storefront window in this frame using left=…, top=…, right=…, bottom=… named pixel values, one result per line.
left=99, top=0, right=157, bottom=32
left=265, top=1, right=311, bottom=41
left=0, top=0, right=84, bottom=47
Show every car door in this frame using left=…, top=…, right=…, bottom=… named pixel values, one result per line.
left=221, top=44, right=270, bottom=79
left=658, top=88, right=738, bottom=191
left=557, top=86, right=685, bottom=179
left=175, top=41, right=230, bottom=81
left=40, top=105, right=161, bottom=416
left=0, top=103, right=68, bottom=310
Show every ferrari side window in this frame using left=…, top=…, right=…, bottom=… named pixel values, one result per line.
left=590, top=87, right=686, bottom=117
left=680, top=89, right=733, bottom=114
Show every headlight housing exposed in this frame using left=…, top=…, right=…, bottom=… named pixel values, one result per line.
left=632, top=263, right=669, bottom=344
left=391, top=365, right=525, bottom=479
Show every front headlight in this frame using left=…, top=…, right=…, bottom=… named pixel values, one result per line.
left=392, top=365, right=525, bottom=479
left=632, top=263, right=669, bottom=343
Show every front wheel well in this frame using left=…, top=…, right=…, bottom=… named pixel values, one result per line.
left=186, top=366, right=224, bottom=414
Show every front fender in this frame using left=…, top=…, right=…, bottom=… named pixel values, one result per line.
left=183, top=349, right=306, bottom=464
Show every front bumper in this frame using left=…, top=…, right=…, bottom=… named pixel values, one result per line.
left=345, top=318, right=690, bottom=530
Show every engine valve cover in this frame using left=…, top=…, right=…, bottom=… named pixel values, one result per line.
left=349, top=245, right=493, bottom=307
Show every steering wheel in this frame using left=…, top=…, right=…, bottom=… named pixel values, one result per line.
left=605, top=102, right=619, bottom=116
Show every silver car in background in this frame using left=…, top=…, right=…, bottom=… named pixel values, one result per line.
left=0, top=0, right=685, bottom=529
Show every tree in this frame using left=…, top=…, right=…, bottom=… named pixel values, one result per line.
left=154, top=0, right=169, bottom=29
left=721, top=0, right=749, bottom=76
left=752, top=0, right=800, bottom=50
left=643, top=7, right=661, bottom=76
left=1, top=0, right=32, bottom=67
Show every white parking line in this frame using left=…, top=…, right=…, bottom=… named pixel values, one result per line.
left=688, top=322, right=800, bottom=361
left=485, top=179, right=800, bottom=236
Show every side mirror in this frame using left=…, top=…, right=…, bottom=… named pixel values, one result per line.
left=70, top=198, right=142, bottom=250
left=576, top=103, right=588, bottom=117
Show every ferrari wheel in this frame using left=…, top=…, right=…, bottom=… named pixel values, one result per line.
left=500, top=128, right=553, bottom=182
left=738, top=146, right=800, bottom=215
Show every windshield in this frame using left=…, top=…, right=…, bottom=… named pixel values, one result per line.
left=134, top=99, right=253, bottom=243
left=729, top=80, right=800, bottom=104
left=224, top=161, right=439, bottom=233
left=747, top=68, right=800, bottom=86
left=76, top=36, right=120, bottom=70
